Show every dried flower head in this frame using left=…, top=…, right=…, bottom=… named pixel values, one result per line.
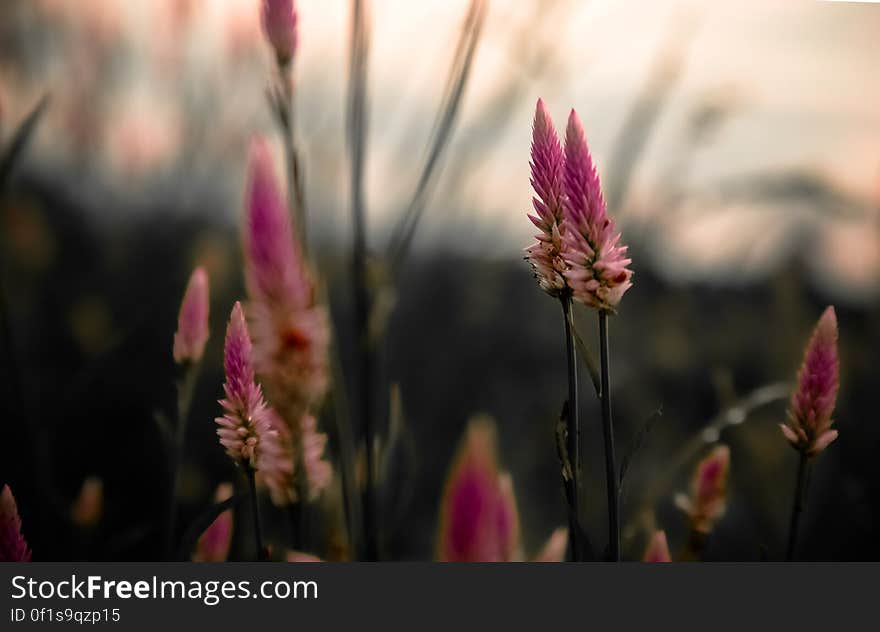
left=561, top=110, right=633, bottom=312
left=643, top=530, right=671, bottom=562
left=675, top=445, right=730, bottom=534
left=438, top=418, right=521, bottom=562
left=525, top=98, right=568, bottom=297
left=781, top=306, right=840, bottom=457
left=0, top=485, right=31, bottom=562
left=261, top=0, right=298, bottom=66
left=216, top=302, right=294, bottom=497
left=243, top=138, right=330, bottom=430
left=173, top=266, right=210, bottom=365
left=192, top=483, right=234, bottom=563
left=70, top=477, right=103, bottom=528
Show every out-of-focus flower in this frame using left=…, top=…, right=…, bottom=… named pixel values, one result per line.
left=243, top=138, right=330, bottom=434
left=525, top=98, right=568, bottom=297
left=193, top=483, right=234, bottom=563
left=438, top=418, right=521, bottom=562
left=70, top=477, right=103, bottom=528
left=173, top=267, right=210, bottom=365
left=261, top=0, right=298, bottom=66
left=0, top=485, right=31, bottom=562
left=533, top=527, right=568, bottom=562
left=300, top=414, right=332, bottom=501
left=675, top=445, right=730, bottom=534
left=643, top=530, right=671, bottom=562
left=285, top=550, right=322, bottom=562
left=561, top=110, right=633, bottom=312
left=781, top=306, right=840, bottom=457
left=216, top=302, right=294, bottom=502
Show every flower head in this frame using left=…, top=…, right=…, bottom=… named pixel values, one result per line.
left=192, top=483, right=234, bottom=563
left=173, top=267, right=210, bottom=365
left=261, top=0, right=298, bottom=66
left=675, top=445, right=730, bottom=534
left=300, top=413, right=332, bottom=501
left=525, top=99, right=568, bottom=297
left=781, top=306, right=840, bottom=457
left=215, top=303, right=294, bottom=501
left=243, top=138, right=330, bottom=429
left=643, top=530, right=671, bottom=562
left=438, top=418, right=521, bottom=562
left=561, top=110, right=633, bottom=312
left=70, top=477, right=103, bottom=528
left=0, top=485, right=31, bottom=562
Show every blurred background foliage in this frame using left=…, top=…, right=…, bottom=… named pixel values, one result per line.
left=0, top=0, right=878, bottom=560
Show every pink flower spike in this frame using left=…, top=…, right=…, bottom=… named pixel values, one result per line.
left=192, top=484, right=234, bottom=563
left=438, top=418, right=521, bottom=562
left=301, top=414, right=333, bottom=501
left=643, top=530, right=671, bottom=562
left=70, top=477, right=103, bottom=528
left=261, top=0, right=298, bottom=66
left=173, top=267, right=210, bottom=365
left=215, top=302, right=293, bottom=497
left=782, top=306, right=840, bottom=457
left=0, top=485, right=31, bottom=562
left=525, top=98, right=568, bottom=297
left=676, top=445, right=730, bottom=534
left=533, top=527, right=568, bottom=562
left=561, top=109, right=633, bottom=312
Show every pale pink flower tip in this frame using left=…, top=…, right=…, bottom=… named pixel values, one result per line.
left=215, top=303, right=294, bottom=499
left=286, top=550, right=323, bottom=562
left=533, top=527, right=568, bottom=562
left=243, top=138, right=330, bottom=426
left=192, top=484, right=234, bottom=563
left=438, top=418, right=521, bottom=562
left=561, top=109, right=633, bottom=312
left=643, top=530, right=671, bottom=562
left=173, top=266, right=210, bottom=364
left=675, top=445, right=730, bottom=534
left=781, top=306, right=840, bottom=457
left=70, top=477, right=103, bottom=528
left=525, top=98, right=568, bottom=297
left=0, top=484, right=31, bottom=562
left=261, top=0, right=298, bottom=65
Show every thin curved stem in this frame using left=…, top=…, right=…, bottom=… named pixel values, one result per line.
left=599, top=311, right=619, bottom=561
left=786, top=453, right=810, bottom=562
left=560, top=297, right=580, bottom=560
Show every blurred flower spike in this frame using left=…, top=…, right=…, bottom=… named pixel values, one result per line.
left=643, top=530, right=671, bottom=562
left=262, top=0, right=298, bottom=67
left=173, top=266, right=210, bottom=365
left=70, top=477, right=103, bottom=529
left=193, top=483, right=234, bottom=563
left=0, top=485, right=31, bottom=562
left=215, top=302, right=294, bottom=505
left=781, top=306, right=840, bottom=457
left=561, top=109, right=633, bottom=312
left=525, top=98, right=568, bottom=297
left=676, top=445, right=730, bottom=534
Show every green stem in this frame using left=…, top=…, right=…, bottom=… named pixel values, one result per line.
left=165, top=362, right=198, bottom=559
left=598, top=311, right=619, bottom=561
left=247, top=468, right=265, bottom=561
left=786, top=452, right=810, bottom=562
left=560, top=297, right=580, bottom=561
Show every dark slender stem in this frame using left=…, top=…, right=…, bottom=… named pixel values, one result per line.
left=786, top=452, right=810, bottom=562
left=276, top=67, right=307, bottom=255
left=165, top=362, right=197, bottom=559
left=247, top=468, right=264, bottom=561
left=560, top=297, right=580, bottom=561
left=598, top=311, right=620, bottom=561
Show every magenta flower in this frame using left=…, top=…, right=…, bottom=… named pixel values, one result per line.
left=243, top=138, right=330, bottom=431
left=561, top=110, right=633, bottom=312
left=643, top=530, right=671, bottom=562
left=781, top=306, right=840, bottom=457
left=525, top=98, right=568, bottom=297
left=675, top=445, right=730, bottom=534
left=70, top=477, right=103, bottom=528
left=0, top=485, right=31, bottom=562
left=261, top=0, right=298, bottom=66
left=438, top=419, right=521, bottom=562
left=215, top=302, right=294, bottom=504
left=193, top=483, right=234, bottom=563
left=173, top=266, right=210, bottom=365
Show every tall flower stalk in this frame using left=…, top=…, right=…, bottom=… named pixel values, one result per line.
left=525, top=99, right=581, bottom=560
left=561, top=109, right=633, bottom=561
left=782, top=306, right=839, bottom=561
left=0, top=484, right=30, bottom=562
